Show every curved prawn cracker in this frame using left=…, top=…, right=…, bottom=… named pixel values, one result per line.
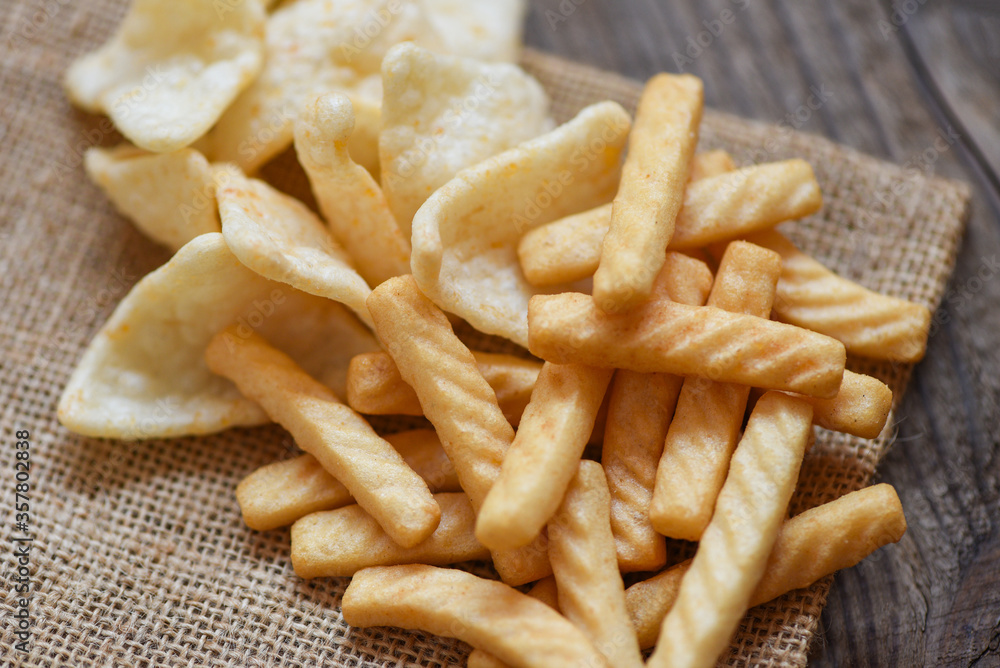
left=379, top=43, right=553, bottom=235
left=56, top=234, right=378, bottom=439
left=411, top=101, right=631, bottom=347
left=421, top=0, right=527, bottom=63
left=64, top=0, right=265, bottom=153
left=218, top=171, right=374, bottom=327
left=294, top=93, right=411, bottom=287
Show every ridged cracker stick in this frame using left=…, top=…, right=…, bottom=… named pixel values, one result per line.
left=290, top=493, right=487, bottom=578
left=746, top=230, right=932, bottom=362
left=647, top=392, right=813, bottom=668
left=527, top=293, right=846, bottom=398
left=205, top=327, right=440, bottom=548
left=548, top=461, right=644, bottom=668
left=467, top=577, right=560, bottom=668
left=294, top=92, right=411, bottom=287
left=367, top=275, right=550, bottom=585
left=592, top=73, right=703, bottom=313
left=628, top=483, right=906, bottom=649
left=346, top=350, right=541, bottom=426
left=520, top=158, right=819, bottom=287
left=603, top=253, right=714, bottom=572
left=649, top=241, right=782, bottom=541
left=342, top=565, right=611, bottom=668
left=237, top=429, right=460, bottom=531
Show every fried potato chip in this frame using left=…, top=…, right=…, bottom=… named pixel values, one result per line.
left=593, top=73, right=703, bottom=313
left=744, top=230, right=933, bottom=362
left=628, top=483, right=906, bottom=649
left=237, top=428, right=460, bottom=531
left=379, top=43, right=553, bottom=234
left=65, top=0, right=265, bottom=152
left=475, top=363, right=613, bottom=551
left=218, top=171, right=374, bottom=327
left=57, top=233, right=378, bottom=439
left=346, top=350, right=541, bottom=426
left=421, top=0, right=526, bottom=62
left=343, top=565, right=611, bottom=668
left=291, top=493, right=484, bottom=577
left=647, top=392, right=812, bottom=668
left=206, top=0, right=443, bottom=172
left=294, top=92, right=411, bottom=286
left=206, top=326, right=441, bottom=548
left=687, top=149, right=735, bottom=181
left=549, top=461, right=644, bottom=668
left=411, top=101, right=631, bottom=346
left=84, top=145, right=238, bottom=251
left=467, top=576, right=559, bottom=668
left=528, top=292, right=847, bottom=398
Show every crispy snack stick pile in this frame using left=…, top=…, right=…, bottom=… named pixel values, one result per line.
left=58, top=2, right=925, bottom=666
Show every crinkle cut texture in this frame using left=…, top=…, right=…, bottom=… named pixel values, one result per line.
left=0, top=0, right=970, bottom=660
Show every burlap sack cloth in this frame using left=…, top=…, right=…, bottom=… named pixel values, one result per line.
left=0, top=2, right=971, bottom=665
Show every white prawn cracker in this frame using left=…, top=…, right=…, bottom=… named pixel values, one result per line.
left=206, top=0, right=443, bottom=173
left=218, top=172, right=374, bottom=327
left=379, top=43, right=553, bottom=234
left=64, top=0, right=265, bottom=153
left=84, top=145, right=240, bottom=252
left=57, top=234, right=378, bottom=440
left=422, top=0, right=527, bottom=63
left=410, top=101, right=631, bottom=347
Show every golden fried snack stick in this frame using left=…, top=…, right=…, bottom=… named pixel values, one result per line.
left=688, top=149, right=736, bottom=181
left=342, top=565, right=611, bottom=668
left=466, top=577, right=559, bottom=668
left=237, top=429, right=460, bottom=531
left=346, top=350, right=542, bottom=426
left=519, top=159, right=819, bottom=288
left=366, top=275, right=550, bottom=585
left=291, top=493, right=487, bottom=578
left=746, top=230, right=932, bottom=362
left=593, top=73, right=703, bottom=313
left=603, top=254, right=714, bottom=572
left=475, top=363, right=613, bottom=551
left=627, top=483, right=906, bottom=649
left=548, top=461, right=644, bottom=668
left=294, top=93, right=410, bottom=287
left=205, top=327, right=440, bottom=548
left=647, top=392, right=813, bottom=668
left=528, top=293, right=846, bottom=398
left=649, top=241, right=782, bottom=541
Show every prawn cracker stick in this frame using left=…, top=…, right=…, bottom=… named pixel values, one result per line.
left=237, top=429, right=460, bottom=531
left=628, top=483, right=906, bottom=649
left=647, top=392, right=813, bottom=668
left=593, top=73, right=703, bottom=313
left=294, top=92, right=411, bottom=287
left=650, top=241, right=782, bottom=541
left=475, top=363, right=613, bottom=551
left=367, top=275, right=550, bottom=585
left=205, top=326, right=440, bottom=548
left=467, top=577, right=560, bottom=668
left=603, top=253, right=713, bottom=572
left=346, top=351, right=542, bottom=426
left=517, top=150, right=735, bottom=288
left=747, top=230, right=932, bottom=362
left=342, top=565, right=611, bottom=668
left=527, top=293, right=846, bottom=398
left=549, top=461, right=644, bottom=668
left=291, top=493, right=486, bottom=578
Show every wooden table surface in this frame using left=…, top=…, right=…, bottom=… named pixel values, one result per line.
left=523, top=1, right=1000, bottom=665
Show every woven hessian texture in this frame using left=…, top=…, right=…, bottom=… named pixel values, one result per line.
left=0, top=2, right=970, bottom=667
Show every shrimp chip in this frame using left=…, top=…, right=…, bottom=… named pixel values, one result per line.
left=207, top=0, right=443, bottom=173
left=84, top=145, right=240, bottom=251
left=411, top=101, right=631, bottom=347
left=64, top=0, right=265, bottom=153
left=421, top=0, right=527, bottom=62
left=57, top=234, right=377, bottom=439
left=379, top=43, right=552, bottom=233
left=218, top=172, right=374, bottom=327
